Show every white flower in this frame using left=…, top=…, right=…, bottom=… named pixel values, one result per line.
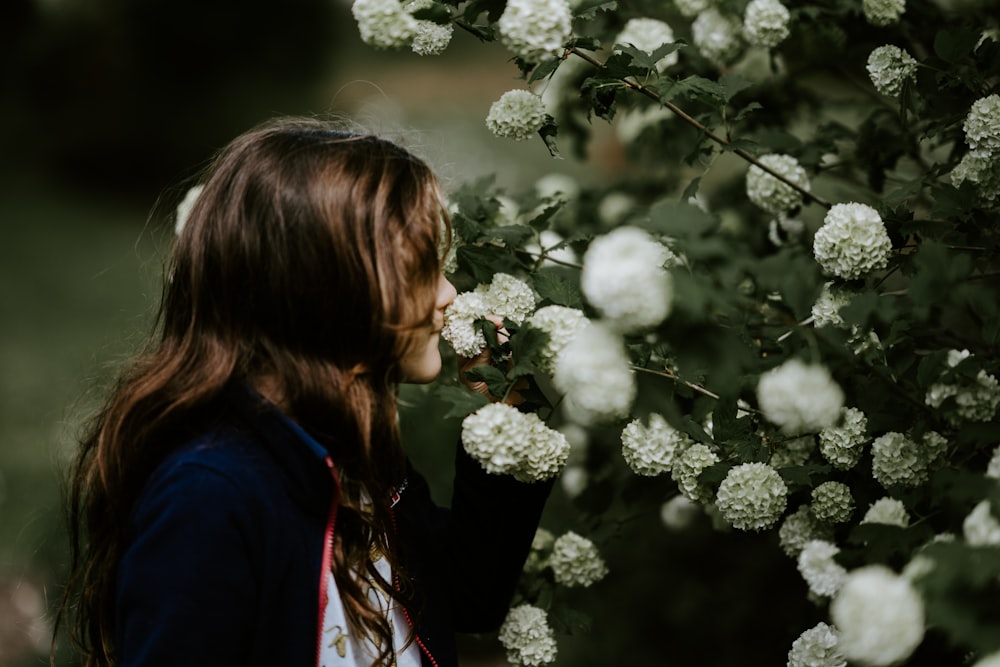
left=757, top=359, right=845, bottom=434
left=692, top=8, right=745, bottom=65
left=964, top=94, right=1000, bottom=155
left=671, top=443, right=720, bottom=503
left=487, top=90, right=548, bottom=141
left=951, top=150, right=1000, bottom=202
left=831, top=565, right=925, bottom=666
left=770, top=435, right=816, bottom=468
left=597, top=192, right=636, bottom=226
left=746, top=154, right=810, bottom=216
left=478, top=273, right=537, bottom=324
left=797, top=539, right=847, bottom=598
left=560, top=464, right=588, bottom=498
left=351, top=0, right=419, bottom=49
left=811, top=282, right=852, bottom=329
left=743, top=0, right=791, bottom=49
left=866, top=45, right=918, bottom=97
left=497, top=0, right=572, bottom=62
left=715, top=462, right=788, bottom=531
left=861, top=497, right=910, bottom=527
left=461, top=403, right=570, bottom=482
left=620, top=413, right=693, bottom=476
left=780, top=504, right=833, bottom=558
left=862, top=0, right=906, bottom=27
left=972, top=651, right=1000, bottom=667
left=871, top=432, right=927, bottom=488
left=411, top=20, right=453, bottom=55
left=922, top=430, right=949, bottom=469
left=550, top=531, right=608, bottom=587
left=498, top=604, right=558, bottom=667
left=174, top=184, right=204, bottom=235
left=963, top=499, right=1000, bottom=546
left=527, top=305, right=587, bottom=374
left=987, top=445, right=1000, bottom=479
left=524, top=527, right=554, bottom=572
left=813, top=203, right=893, bottom=280
left=674, top=0, right=709, bottom=17
left=535, top=172, right=580, bottom=201
left=661, top=495, right=701, bottom=530
left=818, top=407, right=868, bottom=470
left=553, top=321, right=636, bottom=424
left=811, top=482, right=854, bottom=524
left=787, top=622, right=847, bottom=667
left=441, top=291, right=489, bottom=357
left=580, top=226, right=674, bottom=333
left=614, top=17, right=679, bottom=73
left=924, top=349, right=1000, bottom=423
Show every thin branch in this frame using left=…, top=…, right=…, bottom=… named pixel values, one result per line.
left=631, top=365, right=722, bottom=401
left=567, top=47, right=833, bottom=210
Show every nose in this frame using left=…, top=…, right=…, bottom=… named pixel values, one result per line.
left=436, top=275, right=457, bottom=310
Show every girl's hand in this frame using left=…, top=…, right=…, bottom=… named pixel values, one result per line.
left=457, top=318, right=523, bottom=405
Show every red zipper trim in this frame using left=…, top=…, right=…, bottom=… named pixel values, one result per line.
left=316, top=456, right=341, bottom=667
left=388, top=505, right=439, bottom=667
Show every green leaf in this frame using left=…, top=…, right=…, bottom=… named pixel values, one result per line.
left=411, top=2, right=452, bottom=24
left=718, top=72, right=753, bottom=101
left=548, top=607, right=593, bottom=635
left=680, top=176, right=701, bottom=202
left=529, top=58, right=562, bottom=84
left=532, top=269, right=584, bottom=308
left=453, top=18, right=495, bottom=42
left=580, top=76, right=620, bottom=121
left=463, top=365, right=508, bottom=398
left=646, top=198, right=717, bottom=238
left=538, top=116, right=563, bottom=159
left=573, top=0, right=617, bottom=20
left=565, top=36, right=602, bottom=51
left=456, top=245, right=525, bottom=283
left=934, top=27, right=981, bottom=63
left=777, top=465, right=832, bottom=490
left=432, top=384, right=490, bottom=419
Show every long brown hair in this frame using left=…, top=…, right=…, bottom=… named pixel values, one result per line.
left=58, top=117, right=448, bottom=666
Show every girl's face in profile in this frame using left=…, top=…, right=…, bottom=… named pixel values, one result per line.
left=399, top=273, right=456, bottom=384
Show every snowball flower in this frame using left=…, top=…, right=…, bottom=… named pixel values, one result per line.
left=811, top=282, right=852, bottom=329
left=964, top=94, right=1000, bottom=155
left=813, top=203, right=893, bottom=280
left=174, top=184, right=203, bottom=235
left=818, top=407, right=868, bottom=470
left=478, top=273, right=537, bottom=324
left=871, top=432, right=927, bottom=488
left=746, top=154, right=810, bottom=215
left=487, top=90, right=548, bottom=141
left=553, top=321, right=636, bottom=424
left=861, top=497, right=910, bottom=527
left=550, top=531, right=609, bottom=587
left=987, top=445, right=1000, bottom=479
left=441, top=291, right=489, bottom=357
left=351, top=0, right=418, bottom=49
left=692, top=8, right=745, bottom=65
left=620, top=413, right=694, bottom=476
left=811, top=482, right=854, bottom=524
left=497, top=0, right=572, bottom=62
left=411, top=20, right=453, bottom=55
left=559, top=464, right=587, bottom=498
left=715, top=462, right=788, bottom=531
left=787, top=622, right=847, bottom=667
left=924, top=349, right=1000, bottom=422
left=461, top=403, right=570, bottom=482
left=580, top=226, right=674, bottom=333
left=963, top=499, right=1000, bottom=546
left=757, top=359, right=845, bottom=434
left=526, top=305, right=587, bottom=374
left=951, top=150, right=1000, bottom=202
left=779, top=504, right=833, bottom=558
left=661, top=495, right=701, bottom=530
left=866, top=45, right=918, bottom=97
left=498, top=604, right=558, bottom=667
left=614, top=17, right=679, bottom=73
left=674, top=0, right=709, bottom=17
left=797, top=539, right=847, bottom=598
left=671, top=443, right=720, bottom=503
left=831, top=565, right=925, bottom=666
left=743, top=0, right=791, bottom=49
left=862, top=0, right=906, bottom=27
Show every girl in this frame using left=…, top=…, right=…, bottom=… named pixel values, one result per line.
left=59, top=118, right=552, bottom=667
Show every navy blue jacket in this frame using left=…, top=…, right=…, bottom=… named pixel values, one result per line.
left=115, top=388, right=552, bottom=666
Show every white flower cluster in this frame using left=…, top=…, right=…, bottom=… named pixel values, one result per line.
left=581, top=226, right=674, bottom=333
left=441, top=273, right=537, bottom=357
left=830, top=565, right=925, bottom=667
left=963, top=500, right=1000, bottom=546
left=811, top=282, right=853, bottom=329
left=671, top=443, right=720, bottom=503
left=861, top=497, right=910, bottom=527
left=620, top=413, right=694, bottom=476
left=779, top=504, right=833, bottom=558
left=524, top=527, right=555, bottom=572
left=811, top=482, right=854, bottom=524
left=770, top=435, right=816, bottom=468
left=866, top=45, right=918, bottom=97
left=757, top=359, right=845, bottom=434
left=797, top=539, right=847, bottom=598
left=963, top=93, right=1000, bottom=155
left=988, top=445, right=1000, bottom=479
left=553, top=321, right=636, bottom=424
left=550, top=531, right=609, bottom=587
left=862, top=0, right=906, bottom=27
left=746, top=154, right=810, bottom=216
left=526, top=305, right=587, bottom=374
left=818, top=407, right=868, bottom=470
left=497, top=0, right=572, bottom=62
left=461, top=403, right=570, bottom=482
left=871, top=431, right=929, bottom=488
left=787, top=622, right=847, bottom=667
left=661, top=495, right=702, bottom=530
left=973, top=652, right=1000, bottom=667
left=692, top=8, right=745, bottom=65
left=403, top=0, right=454, bottom=55
left=351, top=0, right=418, bottom=49
left=174, top=184, right=203, bottom=235
left=951, top=150, right=1000, bottom=202
left=812, top=202, right=893, bottom=280
left=715, top=462, right=788, bottom=530
left=674, top=0, right=709, bottom=17
left=498, top=604, right=558, bottom=667
left=487, top=90, right=548, bottom=141
left=925, top=349, right=1000, bottom=423
left=614, top=18, right=679, bottom=73
left=743, top=0, right=791, bottom=49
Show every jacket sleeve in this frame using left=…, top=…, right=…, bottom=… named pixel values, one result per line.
left=116, top=460, right=262, bottom=666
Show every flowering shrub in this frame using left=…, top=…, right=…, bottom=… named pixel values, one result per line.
left=353, top=0, right=1000, bottom=663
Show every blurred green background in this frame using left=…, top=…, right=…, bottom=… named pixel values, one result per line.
left=0, top=1, right=814, bottom=664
